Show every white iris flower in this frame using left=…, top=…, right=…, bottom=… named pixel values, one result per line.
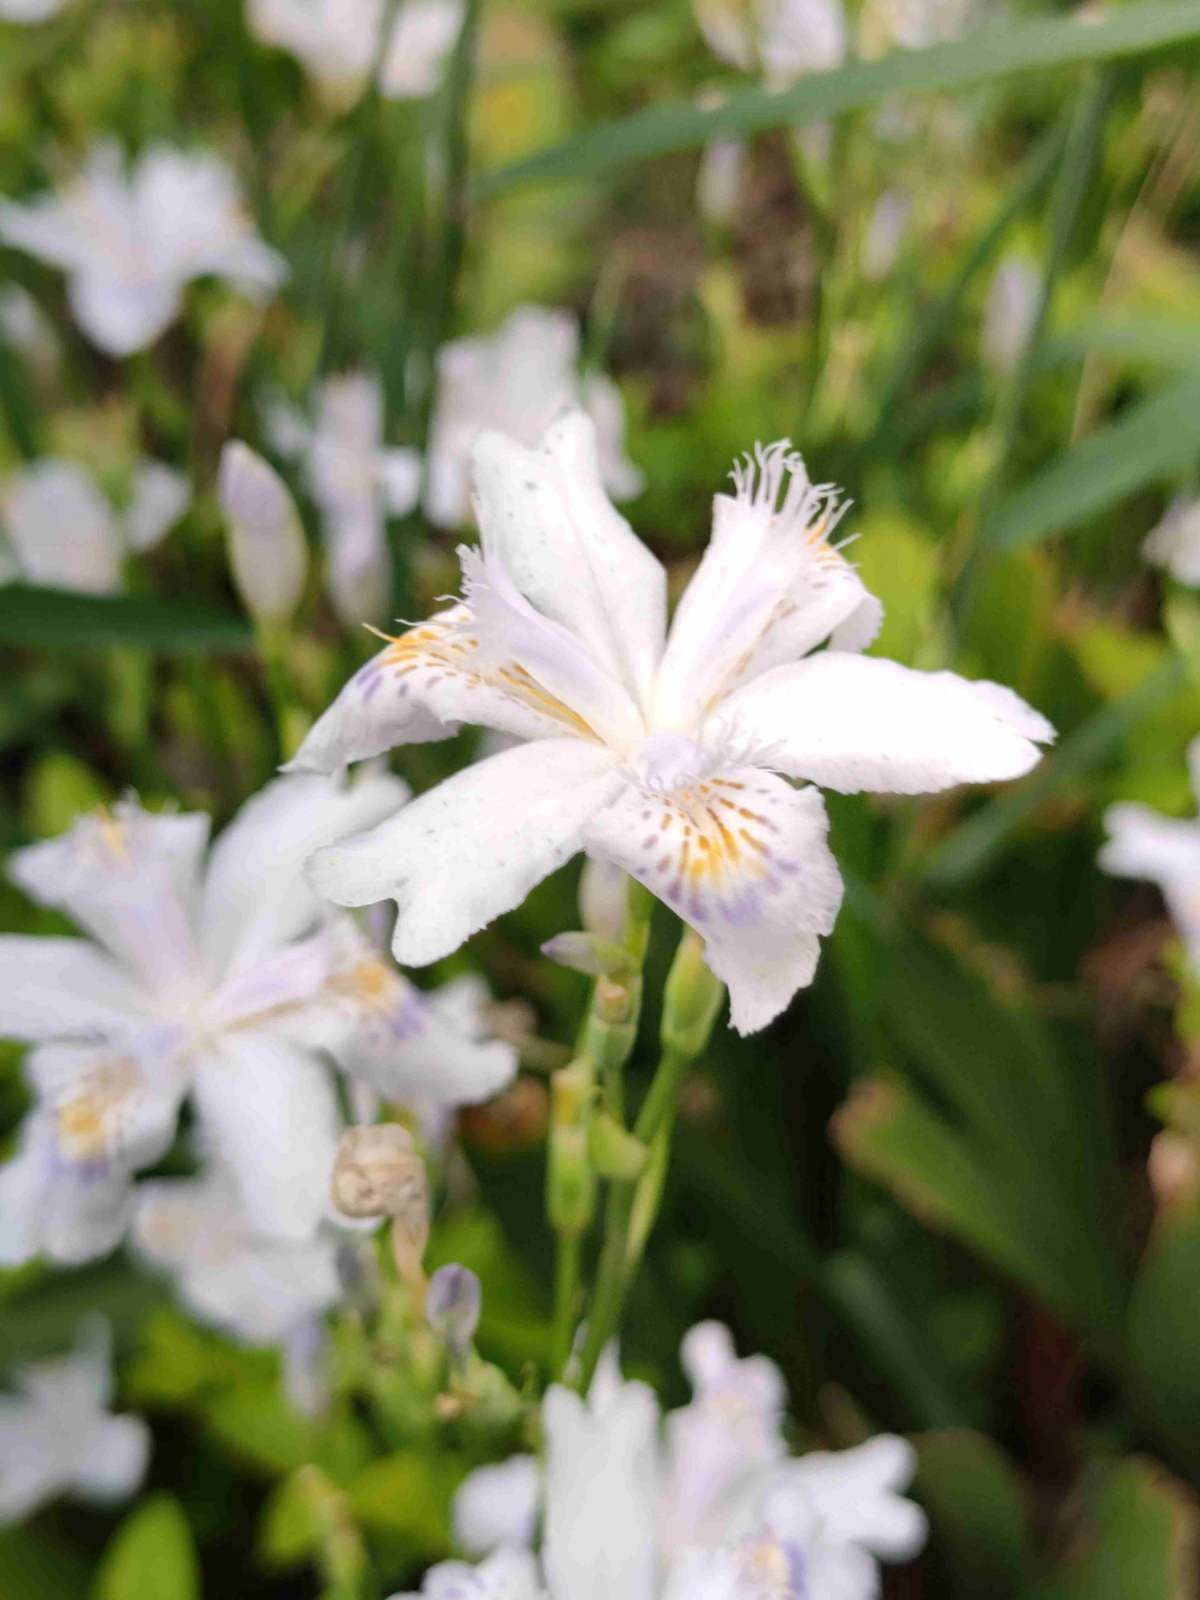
left=291, top=412, right=1052, bottom=1033
left=0, top=773, right=516, bottom=1265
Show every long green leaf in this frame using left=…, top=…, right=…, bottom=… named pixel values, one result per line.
left=478, top=1, right=1200, bottom=194
left=94, top=1496, right=199, bottom=1600
left=980, top=371, right=1200, bottom=555
left=0, top=587, right=252, bottom=654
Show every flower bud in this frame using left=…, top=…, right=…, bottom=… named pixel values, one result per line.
left=579, top=855, right=628, bottom=941
left=426, top=1263, right=482, bottom=1357
left=541, top=930, right=635, bottom=979
left=330, top=1123, right=427, bottom=1241
left=661, top=930, right=726, bottom=1058
left=218, top=440, right=307, bottom=626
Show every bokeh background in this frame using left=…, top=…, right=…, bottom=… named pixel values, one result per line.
left=2, top=0, right=1200, bottom=1594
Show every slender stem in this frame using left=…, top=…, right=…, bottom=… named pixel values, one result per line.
left=551, top=1230, right=581, bottom=1376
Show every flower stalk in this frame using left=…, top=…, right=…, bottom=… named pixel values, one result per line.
left=575, top=929, right=725, bottom=1392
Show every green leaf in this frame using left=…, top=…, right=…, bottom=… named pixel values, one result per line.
left=980, top=371, right=1200, bottom=555
left=93, top=1495, right=199, bottom=1600
left=914, top=1430, right=1032, bottom=1598
left=0, top=587, right=252, bottom=655
left=346, top=1452, right=454, bottom=1548
left=0, top=1524, right=93, bottom=1600
left=478, top=2, right=1200, bottom=194
left=1044, top=1457, right=1199, bottom=1600
left=1126, top=1200, right=1200, bottom=1475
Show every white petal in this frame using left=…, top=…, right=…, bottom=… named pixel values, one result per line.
left=542, top=1378, right=660, bottom=1600
left=717, top=654, right=1054, bottom=795
left=584, top=768, right=843, bottom=1033
left=653, top=442, right=874, bottom=729
left=453, top=1456, right=541, bottom=1557
left=470, top=412, right=666, bottom=716
left=1143, top=497, right=1200, bottom=585
left=122, top=461, right=189, bottom=552
left=285, top=607, right=574, bottom=775
left=379, top=0, right=464, bottom=98
left=69, top=270, right=181, bottom=357
left=379, top=446, right=422, bottom=515
left=191, top=1034, right=342, bottom=1240
left=323, top=501, right=391, bottom=626
left=308, top=739, right=622, bottom=965
left=73, top=1415, right=151, bottom=1504
left=783, top=1436, right=927, bottom=1560
left=0, top=936, right=147, bottom=1041
left=133, top=1169, right=341, bottom=1342
left=0, top=194, right=87, bottom=271
left=10, top=802, right=209, bottom=997
left=198, top=770, right=408, bottom=979
left=2, top=459, right=123, bottom=595
left=323, top=964, right=517, bottom=1107
left=1099, top=803, right=1200, bottom=887
left=26, top=1037, right=187, bottom=1172
left=0, top=1115, right=135, bottom=1267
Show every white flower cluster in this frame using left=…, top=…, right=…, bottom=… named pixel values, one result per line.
left=396, top=1323, right=927, bottom=1600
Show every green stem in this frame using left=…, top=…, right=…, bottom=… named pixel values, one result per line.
left=551, top=1230, right=581, bottom=1377
left=574, top=930, right=724, bottom=1391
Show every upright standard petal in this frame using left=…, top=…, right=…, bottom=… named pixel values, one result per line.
left=190, top=1032, right=342, bottom=1240
left=470, top=412, right=666, bottom=714
left=0, top=937, right=147, bottom=1041
left=198, top=770, right=408, bottom=979
left=653, top=441, right=877, bottom=730
left=584, top=766, right=843, bottom=1033
left=716, top=654, right=1054, bottom=795
left=308, top=739, right=623, bottom=966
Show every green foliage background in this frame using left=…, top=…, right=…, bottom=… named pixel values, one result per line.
left=2, top=0, right=1200, bottom=1594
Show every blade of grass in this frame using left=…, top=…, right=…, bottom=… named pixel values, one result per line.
left=0, top=588, right=253, bottom=654
left=867, top=120, right=1067, bottom=455
left=978, top=370, right=1200, bottom=556
left=477, top=1, right=1200, bottom=195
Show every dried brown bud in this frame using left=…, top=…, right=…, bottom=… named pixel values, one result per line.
left=331, top=1124, right=428, bottom=1240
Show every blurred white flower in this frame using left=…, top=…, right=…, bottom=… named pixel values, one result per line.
left=424, top=306, right=642, bottom=529
left=0, top=143, right=286, bottom=356
left=872, top=0, right=978, bottom=50
left=0, top=0, right=66, bottom=20
left=862, top=188, right=912, bottom=280
left=133, top=1163, right=342, bottom=1346
left=392, top=1549, right=548, bottom=1600
left=248, top=0, right=463, bottom=106
left=695, top=0, right=846, bottom=80
left=982, top=255, right=1040, bottom=376
left=1142, top=496, right=1200, bottom=586
left=696, top=133, right=749, bottom=228
left=1, top=457, right=188, bottom=594
left=0, top=1321, right=149, bottom=1525
left=265, top=371, right=420, bottom=624
left=0, top=283, right=60, bottom=372
left=1100, top=738, right=1200, bottom=972
left=292, top=414, right=1052, bottom=1033
left=425, top=1324, right=926, bottom=1600
left=454, top=1455, right=541, bottom=1558
left=0, top=773, right=517, bottom=1264
left=218, top=440, right=309, bottom=625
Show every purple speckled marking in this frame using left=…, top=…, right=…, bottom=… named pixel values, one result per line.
left=360, top=672, right=383, bottom=703
left=387, top=990, right=430, bottom=1042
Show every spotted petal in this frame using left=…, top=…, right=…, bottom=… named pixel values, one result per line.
left=308, top=738, right=623, bottom=966
left=285, top=606, right=578, bottom=774
left=583, top=768, right=843, bottom=1033
left=714, top=653, right=1054, bottom=794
